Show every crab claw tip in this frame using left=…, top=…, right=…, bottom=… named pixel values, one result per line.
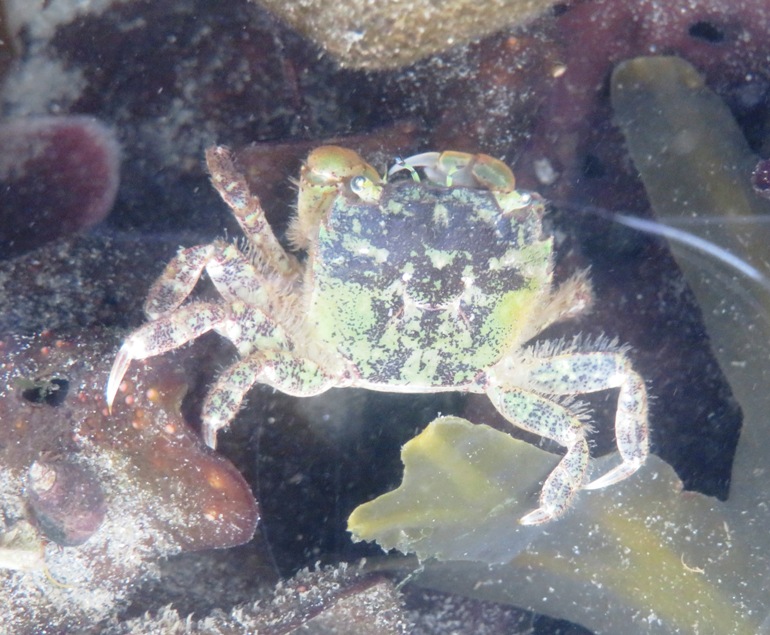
left=519, top=506, right=558, bottom=526
left=105, top=346, right=131, bottom=412
left=584, top=459, right=643, bottom=490
left=202, top=424, right=218, bottom=450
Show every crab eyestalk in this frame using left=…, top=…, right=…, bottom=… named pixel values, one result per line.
left=291, top=146, right=381, bottom=249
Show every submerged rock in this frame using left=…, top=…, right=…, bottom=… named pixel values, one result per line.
left=0, top=116, right=120, bottom=258
left=26, top=459, right=107, bottom=547
left=0, top=330, right=259, bottom=633
left=257, top=0, right=559, bottom=69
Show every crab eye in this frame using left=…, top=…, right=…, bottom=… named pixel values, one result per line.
left=350, top=175, right=382, bottom=203
left=350, top=175, right=368, bottom=193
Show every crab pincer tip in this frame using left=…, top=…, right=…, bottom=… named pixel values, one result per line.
left=105, top=345, right=131, bottom=413
left=203, top=424, right=218, bottom=450
left=519, top=507, right=557, bottom=526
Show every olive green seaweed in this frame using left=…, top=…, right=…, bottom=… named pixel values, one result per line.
left=350, top=415, right=765, bottom=634
left=349, top=56, right=770, bottom=634
left=609, top=57, right=770, bottom=571
left=348, top=416, right=557, bottom=563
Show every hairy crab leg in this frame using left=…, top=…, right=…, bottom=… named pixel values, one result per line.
left=517, top=349, right=649, bottom=492
left=143, top=244, right=217, bottom=319
left=106, top=302, right=227, bottom=410
left=144, top=242, right=279, bottom=326
left=204, top=241, right=276, bottom=306
left=486, top=385, right=591, bottom=525
left=583, top=365, right=648, bottom=490
left=144, top=239, right=284, bottom=331
left=201, top=350, right=336, bottom=448
left=205, top=146, right=301, bottom=282
left=143, top=242, right=270, bottom=320
left=513, top=271, right=593, bottom=346
left=216, top=301, right=291, bottom=357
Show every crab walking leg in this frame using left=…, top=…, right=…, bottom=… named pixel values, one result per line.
left=583, top=366, right=648, bottom=490
left=513, top=272, right=594, bottom=347
left=144, top=245, right=216, bottom=319
left=523, top=351, right=649, bottom=491
left=215, top=301, right=292, bottom=359
left=539, top=271, right=593, bottom=330
left=205, top=242, right=273, bottom=304
left=145, top=241, right=280, bottom=322
left=200, top=351, right=336, bottom=448
left=205, top=146, right=301, bottom=281
left=106, top=302, right=227, bottom=409
left=487, top=386, right=590, bottom=525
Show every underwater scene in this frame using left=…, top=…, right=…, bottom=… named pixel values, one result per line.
left=1, top=0, right=769, bottom=633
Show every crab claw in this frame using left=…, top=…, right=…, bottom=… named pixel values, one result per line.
left=388, top=151, right=518, bottom=192
left=388, top=152, right=439, bottom=180
left=105, top=344, right=132, bottom=411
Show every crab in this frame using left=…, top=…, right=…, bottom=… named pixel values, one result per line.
left=106, top=145, right=649, bottom=524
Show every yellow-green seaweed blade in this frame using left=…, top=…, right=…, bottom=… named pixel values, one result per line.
left=350, top=415, right=764, bottom=634
left=348, top=415, right=558, bottom=564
